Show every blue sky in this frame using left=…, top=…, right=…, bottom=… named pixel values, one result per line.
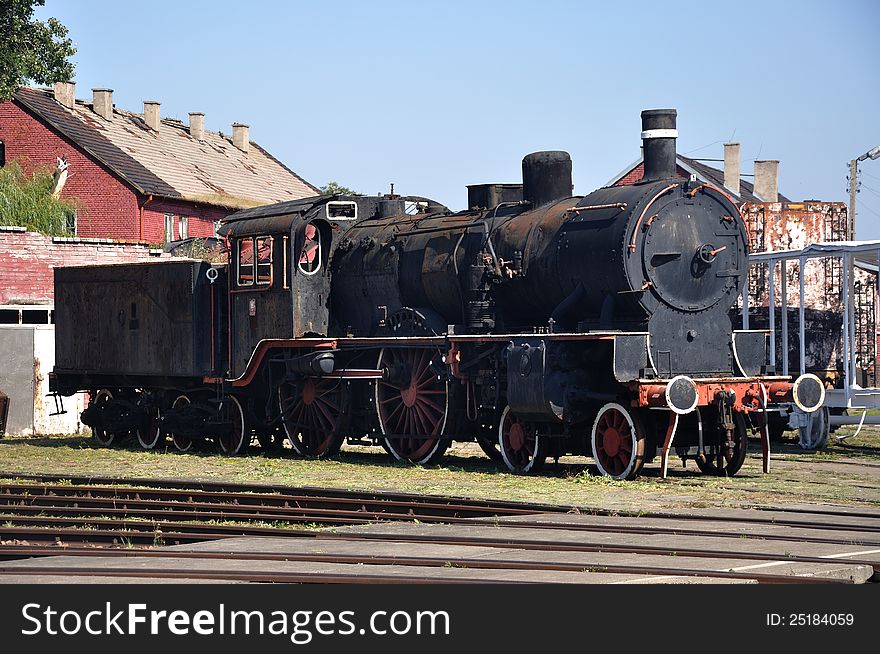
left=36, top=0, right=880, bottom=236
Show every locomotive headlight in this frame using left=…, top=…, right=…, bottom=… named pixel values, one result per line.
left=665, top=375, right=699, bottom=414
left=792, top=373, right=825, bottom=413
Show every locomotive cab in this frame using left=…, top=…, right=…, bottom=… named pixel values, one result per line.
left=222, top=200, right=341, bottom=378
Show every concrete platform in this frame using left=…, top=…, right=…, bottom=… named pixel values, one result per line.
left=0, top=553, right=749, bottom=584
left=166, top=535, right=873, bottom=583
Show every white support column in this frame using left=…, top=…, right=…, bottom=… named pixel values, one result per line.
left=848, top=252, right=858, bottom=390
left=799, top=257, right=806, bottom=376
left=768, top=260, right=776, bottom=368
left=741, top=281, right=750, bottom=329
left=842, top=256, right=851, bottom=407
left=781, top=259, right=789, bottom=376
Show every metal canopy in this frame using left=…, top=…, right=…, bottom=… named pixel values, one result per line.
left=743, top=240, right=880, bottom=426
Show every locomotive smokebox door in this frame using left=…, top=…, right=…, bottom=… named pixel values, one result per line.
left=506, top=339, right=564, bottom=421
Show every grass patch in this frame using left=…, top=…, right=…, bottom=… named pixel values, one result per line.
left=0, top=428, right=878, bottom=512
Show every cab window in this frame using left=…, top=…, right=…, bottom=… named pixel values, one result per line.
left=237, top=238, right=254, bottom=286
left=298, top=223, right=321, bottom=275
left=256, top=236, right=273, bottom=285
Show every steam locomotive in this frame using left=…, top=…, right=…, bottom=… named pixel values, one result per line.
left=50, top=109, right=825, bottom=479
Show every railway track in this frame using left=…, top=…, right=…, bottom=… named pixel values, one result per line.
left=0, top=473, right=877, bottom=584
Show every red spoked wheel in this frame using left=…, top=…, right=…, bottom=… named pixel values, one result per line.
left=498, top=405, right=547, bottom=473
left=376, top=347, right=449, bottom=465
left=278, top=379, right=344, bottom=458
left=591, top=402, right=646, bottom=480
left=136, top=404, right=163, bottom=450
left=218, top=395, right=248, bottom=455
left=169, top=395, right=193, bottom=453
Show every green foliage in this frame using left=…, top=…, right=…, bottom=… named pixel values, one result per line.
left=319, top=181, right=360, bottom=196
left=0, top=160, right=78, bottom=235
left=0, top=0, right=76, bottom=100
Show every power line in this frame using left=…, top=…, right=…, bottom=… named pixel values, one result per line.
left=683, top=140, right=723, bottom=155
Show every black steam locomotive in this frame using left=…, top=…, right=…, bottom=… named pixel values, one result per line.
left=50, top=109, right=824, bottom=479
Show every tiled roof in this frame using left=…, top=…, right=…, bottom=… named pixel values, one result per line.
left=606, top=154, right=791, bottom=204
left=13, top=87, right=318, bottom=209
left=678, top=155, right=791, bottom=204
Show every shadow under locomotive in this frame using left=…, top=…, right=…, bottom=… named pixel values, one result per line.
left=49, top=109, right=824, bottom=480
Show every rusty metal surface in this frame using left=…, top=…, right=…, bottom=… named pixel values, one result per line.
left=741, top=201, right=876, bottom=381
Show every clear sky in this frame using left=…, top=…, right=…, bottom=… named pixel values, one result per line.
left=36, top=0, right=880, bottom=237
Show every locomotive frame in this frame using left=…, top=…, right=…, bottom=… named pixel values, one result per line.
left=50, top=109, right=825, bottom=480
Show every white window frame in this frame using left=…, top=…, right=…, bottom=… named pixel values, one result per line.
left=237, top=238, right=255, bottom=287
left=65, top=209, right=77, bottom=235
left=164, top=213, right=174, bottom=242
left=297, top=223, right=322, bottom=276
left=326, top=201, right=357, bottom=221
left=178, top=215, right=189, bottom=240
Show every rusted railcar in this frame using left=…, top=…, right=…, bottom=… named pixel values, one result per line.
left=50, top=109, right=824, bottom=479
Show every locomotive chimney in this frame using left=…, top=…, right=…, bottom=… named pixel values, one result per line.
left=640, top=109, right=677, bottom=182
left=521, top=151, right=572, bottom=207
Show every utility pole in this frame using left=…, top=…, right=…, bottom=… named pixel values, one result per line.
left=849, top=158, right=858, bottom=240
left=849, top=144, right=880, bottom=240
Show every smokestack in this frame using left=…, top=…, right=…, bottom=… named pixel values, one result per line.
left=189, top=112, right=205, bottom=141
left=232, top=123, right=249, bottom=153
left=92, top=88, right=113, bottom=120
left=723, top=143, right=740, bottom=196
left=143, top=101, right=160, bottom=131
left=640, top=109, right=678, bottom=182
left=53, top=82, right=75, bottom=109
left=754, top=160, right=779, bottom=202
left=522, top=151, right=572, bottom=207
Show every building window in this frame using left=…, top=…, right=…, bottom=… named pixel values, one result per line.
left=237, top=238, right=254, bottom=286
left=65, top=209, right=77, bottom=235
left=256, top=236, right=273, bottom=285
left=179, top=215, right=189, bottom=240
left=164, top=213, right=174, bottom=242
left=0, top=140, right=5, bottom=167
left=298, top=223, right=321, bottom=275
left=213, top=221, right=220, bottom=237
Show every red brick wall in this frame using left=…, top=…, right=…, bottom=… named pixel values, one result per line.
left=0, top=101, right=140, bottom=240
left=0, top=100, right=234, bottom=244
left=613, top=162, right=690, bottom=186
left=0, top=227, right=170, bottom=304
left=142, top=198, right=228, bottom=244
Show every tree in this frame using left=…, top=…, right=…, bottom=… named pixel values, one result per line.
left=319, top=181, right=360, bottom=196
left=0, top=161, right=79, bottom=235
left=0, top=0, right=76, bottom=101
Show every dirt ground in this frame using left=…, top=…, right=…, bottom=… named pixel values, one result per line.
left=0, top=422, right=877, bottom=512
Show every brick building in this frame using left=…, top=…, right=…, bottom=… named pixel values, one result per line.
left=0, top=82, right=318, bottom=243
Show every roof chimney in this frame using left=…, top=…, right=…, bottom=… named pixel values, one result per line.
left=189, top=112, right=205, bottom=141
left=722, top=142, right=740, bottom=197
left=143, top=101, right=160, bottom=131
left=92, top=88, right=113, bottom=120
left=232, top=123, right=249, bottom=153
left=754, top=160, right=779, bottom=202
left=53, top=81, right=75, bottom=109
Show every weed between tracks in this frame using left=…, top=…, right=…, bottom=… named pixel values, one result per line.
left=0, top=424, right=878, bottom=511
